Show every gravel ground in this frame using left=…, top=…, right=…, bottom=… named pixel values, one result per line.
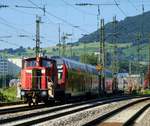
left=133, top=107, right=150, bottom=126
left=101, top=100, right=150, bottom=125
left=2, top=98, right=125, bottom=126
left=0, top=97, right=126, bottom=121
left=37, top=98, right=147, bottom=126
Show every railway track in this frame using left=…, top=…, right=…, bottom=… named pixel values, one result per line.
left=0, top=96, right=148, bottom=126
left=84, top=97, right=150, bottom=126
left=0, top=101, right=24, bottom=107
left=0, top=95, right=127, bottom=115
left=0, top=103, right=47, bottom=115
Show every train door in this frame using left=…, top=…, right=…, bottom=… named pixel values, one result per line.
left=36, top=70, right=41, bottom=89
left=32, top=69, right=41, bottom=89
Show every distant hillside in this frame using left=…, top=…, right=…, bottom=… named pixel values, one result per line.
left=78, top=11, right=150, bottom=44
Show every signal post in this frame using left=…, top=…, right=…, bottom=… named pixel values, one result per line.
left=97, top=19, right=105, bottom=96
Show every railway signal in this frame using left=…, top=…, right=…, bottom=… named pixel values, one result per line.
left=96, top=64, right=103, bottom=71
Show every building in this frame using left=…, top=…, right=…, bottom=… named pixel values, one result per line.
left=0, top=57, right=22, bottom=88
left=0, top=56, right=8, bottom=76
left=8, top=58, right=22, bottom=76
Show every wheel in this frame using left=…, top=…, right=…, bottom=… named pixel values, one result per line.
left=28, top=100, right=32, bottom=107
left=27, top=97, right=32, bottom=107
left=35, top=100, right=38, bottom=105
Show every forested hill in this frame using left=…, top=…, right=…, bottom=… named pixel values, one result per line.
left=78, top=11, right=150, bottom=44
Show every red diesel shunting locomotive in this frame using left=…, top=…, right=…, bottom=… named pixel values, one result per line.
left=20, top=56, right=64, bottom=106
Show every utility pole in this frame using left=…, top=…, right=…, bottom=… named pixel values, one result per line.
left=81, top=34, right=87, bottom=63
left=112, top=16, right=118, bottom=75
left=141, top=3, right=145, bottom=37
left=35, top=16, right=41, bottom=57
left=58, top=23, right=61, bottom=56
left=70, top=44, right=73, bottom=58
left=129, top=61, right=132, bottom=75
left=100, top=19, right=105, bottom=68
left=148, top=35, right=150, bottom=88
left=136, top=33, right=141, bottom=75
left=97, top=5, right=100, bottom=43
left=99, top=19, right=105, bottom=94
left=61, top=32, right=67, bottom=57
left=83, top=41, right=86, bottom=63
left=75, top=2, right=118, bottom=43
left=61, top=33, right=72, bottom=57
left=76, top=2, right=118, bottom=95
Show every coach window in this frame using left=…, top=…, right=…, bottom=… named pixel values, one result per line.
left=58, top=69, right=63, bottom=80
left=58, top=72, right=63, bottom=80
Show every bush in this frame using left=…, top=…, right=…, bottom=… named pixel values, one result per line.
left=0, top=86, right=17, bottom=102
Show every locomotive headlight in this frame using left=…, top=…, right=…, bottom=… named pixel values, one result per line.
left=25, top=70, right=32, bottom=74
left=41, top=91, right=47, bottom=97
left=21, top=91, right=25, bottom=96
left=42, top=69, right=45, bottom=74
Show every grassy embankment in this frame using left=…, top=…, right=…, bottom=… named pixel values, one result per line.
left=142, top=89, right=150, bottom=95
left=0, top=42, right=132, bottom=58
left=0, top=86, right=17, bottom=102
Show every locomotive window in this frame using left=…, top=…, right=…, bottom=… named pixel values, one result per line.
left=25, top=60, right=36, bottom=67
left=42, top=60, right=51, bottom=67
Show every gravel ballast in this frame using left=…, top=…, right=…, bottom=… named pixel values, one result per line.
left=37, top=98, right=147, bottom=126
left=133, top=107, right=150, bottom=126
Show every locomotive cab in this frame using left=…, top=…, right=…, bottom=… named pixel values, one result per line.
left=21, top=57, right=58, bottom=106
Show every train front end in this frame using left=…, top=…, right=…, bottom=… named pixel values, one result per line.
left=21, top=67, right=47, bottom=105
left=21, top=57, right=58, bottom=106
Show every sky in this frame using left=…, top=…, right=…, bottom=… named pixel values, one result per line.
left=0, top=0, right=150, bottom=49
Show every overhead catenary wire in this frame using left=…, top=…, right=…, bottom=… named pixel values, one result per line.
left=0, top=16, right=38, bottom=43
left=61, top=0, right=96, bottom=16
left=0, top=17, right=21, bottom=33
left=10, top=6, right=35, bottom=16
left=27, top=0, right=89, bottom=34
left=14, top=5, right=56, bottom=25
left=10, top=4, right=57, bottom=26
left=113, top=0, right=127, bottom=17
left=0, top=16, right=34, bottom=35
left=0, top=39, right=21, bottom=47
left=127, top=0, right=139, bottom=11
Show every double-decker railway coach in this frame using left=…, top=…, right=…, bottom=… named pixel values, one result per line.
left=21, top=56, right=63, bottom=106
left=52, top=57, right=99, bottom=98
left=52, top=56, right=117, bottom=98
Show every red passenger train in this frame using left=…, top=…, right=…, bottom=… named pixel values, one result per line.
left=20, top=56, right=117, bottom=106
left=53, top=56, right=118, bottom=97
left=53, top=56, right=99, bottom=98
